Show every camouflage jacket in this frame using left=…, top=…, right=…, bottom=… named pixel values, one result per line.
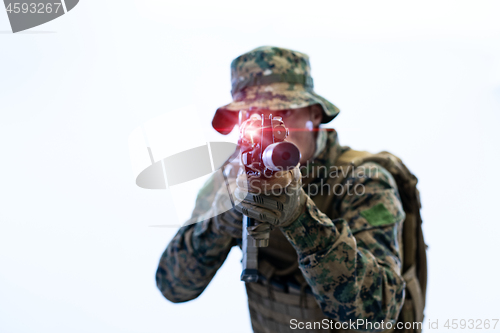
left=156, top=130, right=406, bottom=326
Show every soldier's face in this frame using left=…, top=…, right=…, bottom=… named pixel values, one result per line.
left=282, top=106, right=323, bottom=164
left=240, top=105, right=323, bottom=164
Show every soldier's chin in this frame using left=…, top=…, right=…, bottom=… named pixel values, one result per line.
left=299, top=150, right=315, bottom=164
left=287, top=137, right=314, bottom=161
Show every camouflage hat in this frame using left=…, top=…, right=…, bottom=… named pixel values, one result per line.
left=213, top=46, right=340, bottom=134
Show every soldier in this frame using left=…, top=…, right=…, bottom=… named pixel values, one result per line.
left=156, top=46, right=424, bottom=333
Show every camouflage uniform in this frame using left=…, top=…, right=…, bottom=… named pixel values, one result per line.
left=157, top=130, right=406, bottom=329
left=156, top=47, right=406, bottom=332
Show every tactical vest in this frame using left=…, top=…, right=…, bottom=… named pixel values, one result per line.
left=245, top=149, right=427, bottom=333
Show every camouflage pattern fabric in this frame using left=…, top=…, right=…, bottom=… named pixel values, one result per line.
left=155, top=162, right=240, bottom=302
left=214, top=46, right=340, bottom=130
left=156, top=130, right=406, bottom=330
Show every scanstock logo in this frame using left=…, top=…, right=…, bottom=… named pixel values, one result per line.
left=128, top=106, right=245, bottom=227
left=3, top=0, right=78, bottom=33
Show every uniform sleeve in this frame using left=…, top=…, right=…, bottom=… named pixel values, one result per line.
left=281, top=162, right=406, bottom=329
left=155, top=169, right=236, bottom=303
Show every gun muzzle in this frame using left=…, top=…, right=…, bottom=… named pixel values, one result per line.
left=262, top=142, right=301, bottom=171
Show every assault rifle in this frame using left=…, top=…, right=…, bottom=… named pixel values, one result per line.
left=238, top=114, right=300, bottom=282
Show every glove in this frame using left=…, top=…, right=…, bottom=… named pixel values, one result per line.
left=233, top=167, right=307, bottom=228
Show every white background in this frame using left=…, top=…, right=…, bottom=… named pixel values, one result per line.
left=1, top=1, right=500, bottom=332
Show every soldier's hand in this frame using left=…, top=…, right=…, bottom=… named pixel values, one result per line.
left=233, top=166, right=307, bottom=228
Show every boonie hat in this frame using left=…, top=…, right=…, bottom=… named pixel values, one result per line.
left=213, top=46, right=340, bottom=134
